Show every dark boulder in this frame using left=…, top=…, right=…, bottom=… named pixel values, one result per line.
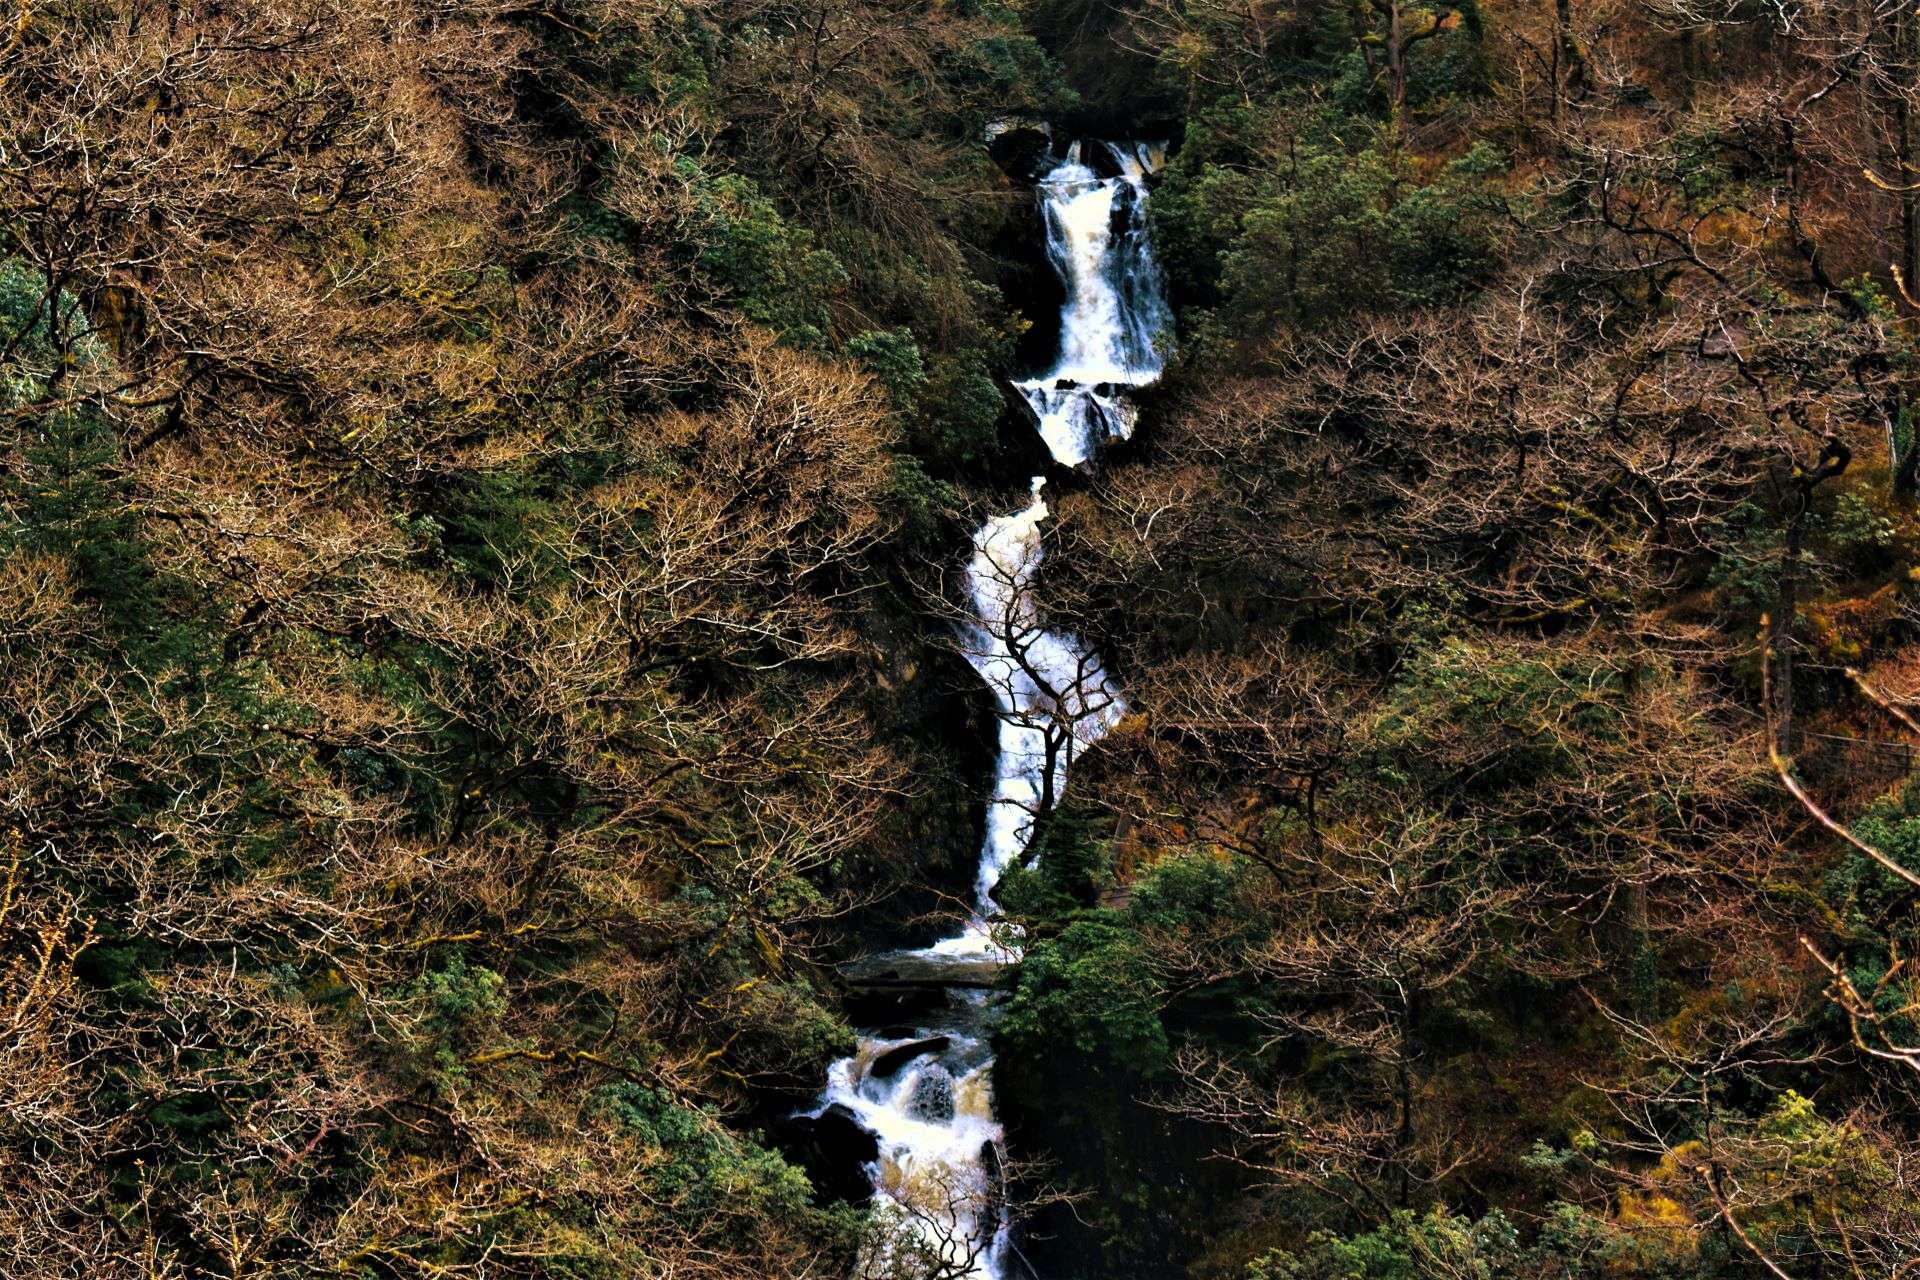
left=987, top=119, right=1054, bottom=182
left=871, top=1036, right=952, bottom=1079
left=776, top=1104, right=879, bottom=1206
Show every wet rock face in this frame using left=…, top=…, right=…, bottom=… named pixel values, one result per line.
left=1078, top=141, right=1129, bottom=181
left=841, top=983, right=953, bottom=1029
left=842, top=951, right=1010, bottom=991
left=906, top=1066, right=957, bottom=1125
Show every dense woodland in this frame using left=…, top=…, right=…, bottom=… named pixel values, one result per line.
left=10, top=0, right=1920, bottom=1276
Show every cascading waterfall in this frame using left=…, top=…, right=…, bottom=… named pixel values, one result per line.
left=937, top=479, right=1125, bottom=948
left=808, top=138, right=1170, bottom=1280
left=1013, top=140, right=1171, bottom=468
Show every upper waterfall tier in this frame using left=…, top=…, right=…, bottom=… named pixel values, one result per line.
left=1013, top=140, right=1172, bottom=467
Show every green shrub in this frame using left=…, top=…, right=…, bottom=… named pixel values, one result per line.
left=597, top=1083, right=816, bottom=1225
left=847, top=328, right=927, bottom=401
left=1152, top=113, right=1503, bottom=341
left=1129, top=850, right=1241, bottom=932
left=686, top=166, right=848, bottom=340
left=1001, top=915, right=1169, bottom=1077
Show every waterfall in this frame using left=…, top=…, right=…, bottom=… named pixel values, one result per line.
left=1013, top=141, right=1172, bottom=468
left=808, top=137, right=1169, bottom=1280
left=940, top=478, right=1124, bottom=942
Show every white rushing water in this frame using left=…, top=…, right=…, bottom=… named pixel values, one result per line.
left=817, top=997, right=1012, bottom=1277
left=930, top=479, right=1124, bottom=953
left=809, top=137, right=1170, bottom=1280
left=1013, top=140, right=1172, bottom=468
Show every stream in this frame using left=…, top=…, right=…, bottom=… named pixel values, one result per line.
left=808, top=138, right=1172, bottom=1280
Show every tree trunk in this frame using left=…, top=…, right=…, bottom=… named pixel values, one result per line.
left=1898, top=2, right=1920, bottom=291
left=1772, top=495, right=1805, bottom=756
left=1556, top=0, right=1586, bottom=110
left=1388, top=0, right=1409, bottom=130
left=1774, top=441, right=1852, bottom=752
left=1395, top=988, right=1419, bottom=1209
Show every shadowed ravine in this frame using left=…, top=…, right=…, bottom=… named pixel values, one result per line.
left=807, top=138, right=1171, bottom=1280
